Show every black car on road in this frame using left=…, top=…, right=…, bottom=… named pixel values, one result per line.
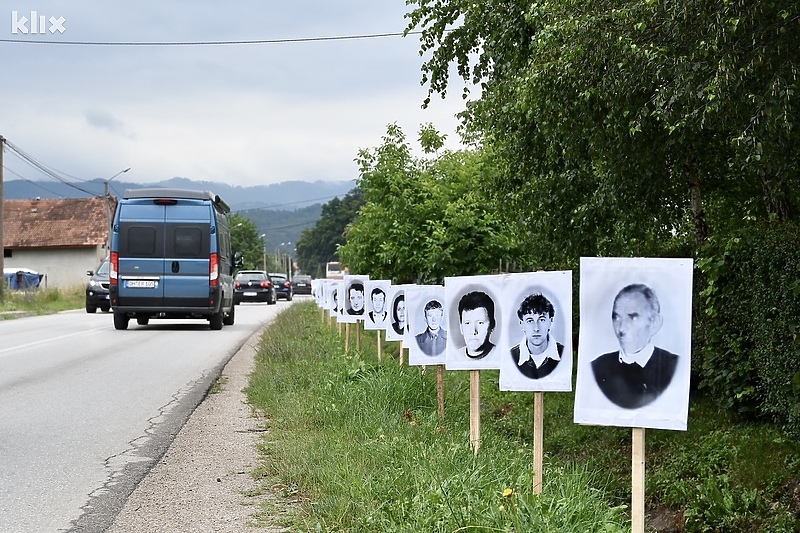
left=85, top=258, right=111, bottom=313
left=269, top=273, right=293, bottom=301
left=234, top=270, right=277, bottom=305
left=291, top=274, right=313, bottom=295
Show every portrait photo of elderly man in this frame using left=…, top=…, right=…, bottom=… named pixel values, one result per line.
left=511, top=292, right=564, bottom=379
left=591, top=283, right=679, bottom=409
left=574, top=257, right=693, bottom=430
left=415, top=299, right=447, bottom=356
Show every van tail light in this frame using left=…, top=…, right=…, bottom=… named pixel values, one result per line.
left=261, top=281, right=271, bottom=289
left=234, top=281, right=241, bottom=289
left=110, top=252, right=119, bottom=286
left=209, top=253, right=220, bottom=286
left=284, top=281, right=291, bottom=288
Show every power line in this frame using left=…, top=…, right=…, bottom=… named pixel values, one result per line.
left=0, top=31, right=424, bottom=47
left=4, top=141, right=98, bottom=196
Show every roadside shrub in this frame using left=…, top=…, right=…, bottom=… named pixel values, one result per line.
left=696, top=221, right=800, bottom=438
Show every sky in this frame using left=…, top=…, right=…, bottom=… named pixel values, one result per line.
left=1, top=1, right=471, bottom=188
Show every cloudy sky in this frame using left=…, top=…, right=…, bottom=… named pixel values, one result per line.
left=1, top=1, right=470, bottom=188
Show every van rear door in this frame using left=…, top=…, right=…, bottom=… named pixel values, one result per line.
left=117, top=203, right=167, bottom=306
left=117, top=200, right=212, bottom=309
left=161, top=203, right=212, bottom=308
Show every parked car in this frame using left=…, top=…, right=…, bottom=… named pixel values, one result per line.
left=269, top=273, right=293, bottom=301
left=291, top=274, right=313, bottom=295
left=234, top=270, right=276, bottom=305
left=85, top=258, right=111, bottom=313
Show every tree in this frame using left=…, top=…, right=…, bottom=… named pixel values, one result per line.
left=339, top=124, right=522, bottom=283
left=406, top=0, right=800, bottom=261
left=229, top=213, right=264, bottom=270
left=295, top=187, right=364, bottom=278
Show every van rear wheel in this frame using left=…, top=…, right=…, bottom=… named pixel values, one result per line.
left=113, top=312, right=129, bottom=330
left=223, top=304, right=235, bottom=326
left=209, top=310, right=224, bottom=330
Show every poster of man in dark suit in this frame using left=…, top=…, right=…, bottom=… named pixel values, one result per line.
left=574, top=257, right=693, bottom=431
left=590, top=284, right=678, bottom=409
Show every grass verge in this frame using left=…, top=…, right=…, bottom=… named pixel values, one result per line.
left=0, top=286, right=84, bottom=317
left=246, top=302, right=800, bottom=532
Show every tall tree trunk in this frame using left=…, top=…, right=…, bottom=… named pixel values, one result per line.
left=759, top=167, right=794, bottom=222
left=686, top=153, right=709, bottom=248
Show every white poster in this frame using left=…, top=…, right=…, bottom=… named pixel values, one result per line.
left=339, top=275, right=369, bottom=324
left=574, top=257, right=694, bottom=431
left=499, top=271, right=573, bottom=392
left=444, top=275, right=502, bottom=371
left=364, top=280, right=391, bottom=331
left=384, top=284, right=411, bottom=342
left=407, top=285, right=447, bottom=366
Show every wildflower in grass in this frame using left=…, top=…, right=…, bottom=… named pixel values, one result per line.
left=502, top=488, right=513, bottom=497
left=498, top=504, right=505, bottom=512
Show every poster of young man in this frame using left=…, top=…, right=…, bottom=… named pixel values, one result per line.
left=574, top=257, right=694, bottom=431
left=384, top=284, right=411, bottom=342
left=364, top=280, right=392, bottom=331
left=338, top=274, right=369, bottom=324
left=498, top=271, right=573, bottom=392
left=406, top=285, right=447, bottom=366
left=444, top=275, right=502, bottom=371
left=324, top=280, right=339, bottom=316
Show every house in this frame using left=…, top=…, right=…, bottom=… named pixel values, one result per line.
left=3, top=197, right=114, bottom=289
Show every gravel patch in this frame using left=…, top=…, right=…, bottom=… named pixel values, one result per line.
left=107, top=325, right=288, bottom=533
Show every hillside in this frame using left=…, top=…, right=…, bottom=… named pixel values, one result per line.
left=3, top=177, right=356, bottom=212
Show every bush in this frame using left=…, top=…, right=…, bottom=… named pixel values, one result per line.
left=697, top=221, right=800, bottom=438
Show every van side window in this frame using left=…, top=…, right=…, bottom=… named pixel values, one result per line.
left=174, top=227, right=203, bottom=257
left=127, top=226, right=157, bottom=256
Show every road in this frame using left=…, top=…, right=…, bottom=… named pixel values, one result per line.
left=0, top=302, right=285, bottom=533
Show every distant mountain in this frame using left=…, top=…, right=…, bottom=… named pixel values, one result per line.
left=3, top=177, right=357, bottom=212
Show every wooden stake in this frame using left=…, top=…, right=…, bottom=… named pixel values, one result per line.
left=437, top=365, right=444, bottom=421
left=377, top=330, right=382, bottom=362
left=400, top=346, right=405, bottom=366
left=533, top=392, right=544, bottom=495
left=355, top=321, right=361, bottom=350
left=345, top=322, right=350, bottom=353
left=469, top=370, right=481, bottom=454
left=632, top=428, right=645, bottom=533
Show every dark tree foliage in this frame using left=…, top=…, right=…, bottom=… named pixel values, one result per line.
left=295, top=188, right=364, bottom=278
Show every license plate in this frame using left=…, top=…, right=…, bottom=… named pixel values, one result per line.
left=126, top=280, right=157, bottom=288
left=297, top=283, right=307, bottom=287
left=243, top=291, right=257, bottom=296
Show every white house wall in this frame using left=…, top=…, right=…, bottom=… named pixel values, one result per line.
left=5, top=247, right=106, bottom=289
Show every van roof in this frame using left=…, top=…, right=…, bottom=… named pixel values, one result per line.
left=122, top=188, right=231, bottom=214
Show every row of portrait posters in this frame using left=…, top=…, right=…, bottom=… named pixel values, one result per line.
left=311, top=257, right=693, bottom=431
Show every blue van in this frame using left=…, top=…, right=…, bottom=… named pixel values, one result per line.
left=109, top=188, right=242, bottom=330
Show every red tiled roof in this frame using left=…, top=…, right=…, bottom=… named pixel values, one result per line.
left=3, top=197, right=115, bottom=248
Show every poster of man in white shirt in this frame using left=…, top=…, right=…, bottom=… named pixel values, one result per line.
left=499, top=271, right=573, bottom=392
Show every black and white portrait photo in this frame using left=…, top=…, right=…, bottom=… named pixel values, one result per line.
left=499, top=271, right=573, bottom=392
left=384, top=285, right=411, bottom=342
left=444, top=275, right=502, bottom=371
left=340, top=275, right=369, bottom=324
left=407, top=285, right=447, bottom=365
left=364, top=280, right=391, bottom=331
left=574, top=257, right=694, bottom=431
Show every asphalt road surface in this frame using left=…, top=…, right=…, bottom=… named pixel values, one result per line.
left=0, top=302, right=284, bottom=533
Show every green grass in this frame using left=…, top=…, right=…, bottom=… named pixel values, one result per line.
left=246, top=302, right=800, bottom=532
left=0, top=286, right=84, bottom=317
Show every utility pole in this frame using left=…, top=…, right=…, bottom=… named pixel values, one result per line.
left=104, top=167, right=130, bottom=252
left=0, top=135, right=5, bottom=300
